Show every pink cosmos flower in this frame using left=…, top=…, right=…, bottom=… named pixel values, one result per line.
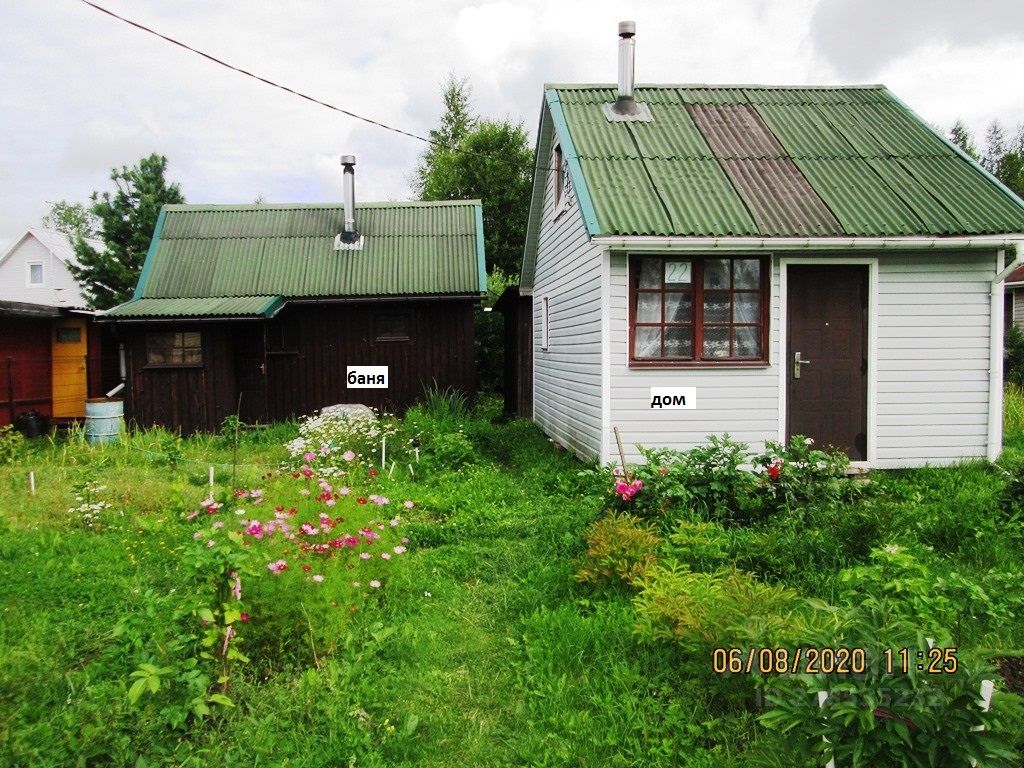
left=234, top=489, right=250, bottom=499
left=614, top=481, right=629, bottom=495
left=381, top=552, right=391, bottom=560
left=403, top=500, right=415, bottom=510
left=325, top=498, right=337, bottom=507
left=300, top=523, right=318, bottom=536
left=311, top=574, right=325, bottom=583
left=246, top=522, right=264, bottom=538
left=389, top=517, right=400, bottom=527
left=230, top=572, right=242, bottom=601
left=221, top=625, right=235, bottom=657
left=339, top=486, right=350, bottom=496
left=299, top=488, right=311, bottom=496
left=206, top=540, right=216, bottom=548
left=402, top=537, right=409, bottom=544
left=250, top=489, right=264, bottom=505
left=370, top=580, right=381, bottom=589
left=267, top=559, right=288, bottom=575
left=343, top=450, right=356, bottom=462
left=186, top=510, right=200, bottom=521
left=359, top=552, right=372, bottom=560
left=393, top=546, right=407, bottom=554
left=301, top=466, right=314, bottom=479
left=193, top=531, right=203, bottom=540
left=303, top=451, right=317, bottom=463
left=212, top=520, right=225, bottom=529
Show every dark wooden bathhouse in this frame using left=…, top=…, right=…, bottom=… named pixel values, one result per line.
left=100, top=200, right=485, bottom=433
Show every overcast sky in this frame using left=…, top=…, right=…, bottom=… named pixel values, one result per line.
left=1, top=0, right=1023, bottom=252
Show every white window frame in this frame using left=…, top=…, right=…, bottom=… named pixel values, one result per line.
left=26, top=261, right=44, bottom=286
left=541, top=296, right=550, bottom=351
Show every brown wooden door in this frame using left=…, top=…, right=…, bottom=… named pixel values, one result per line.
left=234, top=326, right=267, bottom=424
left=787, top=265, right=868, bottom=460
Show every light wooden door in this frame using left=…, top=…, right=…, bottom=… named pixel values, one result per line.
left=51, top=317, right=87, bottom=418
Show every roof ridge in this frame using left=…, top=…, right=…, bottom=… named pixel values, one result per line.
left=161, top=200, right=482, bottom=211
left=544, top=82, right=887, bottom=90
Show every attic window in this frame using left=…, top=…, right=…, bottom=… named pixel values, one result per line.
left=27, top=262, right=43, bottom=286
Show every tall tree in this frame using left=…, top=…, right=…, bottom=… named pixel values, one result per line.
left=948, top=120, right=979, bottom=161
left=69, top=153, right=184, bottom=309
left=413, top=75, right=477, bottom=196
left=982, top=120, right=1007, bottom=176
left=42, top=200, right=99, bottom=238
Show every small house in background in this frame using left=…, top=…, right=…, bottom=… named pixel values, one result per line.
left=0, top=229, right=118, bottom=426
left=100, top=166, right=485, bottom=433
left=1005, top=265, right=1024, bottom=332
left=514, top=22, right=1024, bottom=469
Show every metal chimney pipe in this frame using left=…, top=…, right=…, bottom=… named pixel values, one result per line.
left=614, top=21, right=638, bottom=115
left=340, top=154, right=357, bottom=242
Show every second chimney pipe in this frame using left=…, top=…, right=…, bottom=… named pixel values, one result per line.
left=341, top=154, right=357, bottom=242
left=615, top=21, right=637, bottom=115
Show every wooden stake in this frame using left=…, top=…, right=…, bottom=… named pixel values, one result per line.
left=381, top=435, right=387, bottom=470
left=29, top=471, right=35, bottom=495
left=613, top=426, right=629, bottom=478
left=209, top=465, right=215, bottom=489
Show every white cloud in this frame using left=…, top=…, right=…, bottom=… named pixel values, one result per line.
left=0, top=0, right=1021, bottom=248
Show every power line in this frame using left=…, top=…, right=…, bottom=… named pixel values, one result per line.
left=78, top=1, right=550, bottom=172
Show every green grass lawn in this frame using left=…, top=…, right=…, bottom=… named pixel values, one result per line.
left=3, top=398, right=1024, bottom=766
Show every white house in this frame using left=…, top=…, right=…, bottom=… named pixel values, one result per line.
left=0, top=228, right=98, bottom=308
left=516, top=24, right=1024, bottom=469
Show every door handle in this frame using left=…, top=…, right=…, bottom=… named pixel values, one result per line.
left=793, top=351, right=811, bottom=379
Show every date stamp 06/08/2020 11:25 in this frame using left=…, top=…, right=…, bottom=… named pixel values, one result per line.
left=712, top=646, right=960, bottom=676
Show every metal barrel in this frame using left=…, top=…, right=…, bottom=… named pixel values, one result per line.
left=85, top=398, right=124, bottom=445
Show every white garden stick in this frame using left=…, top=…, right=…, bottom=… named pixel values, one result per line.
left=817, top=691, right=836, bottom=768
left=970, top=680, right=997, bottom=767
left=29, top=471, right=36, bottom=495
left=381, top=435, right=386, bottom=470
left=209, top=465, right=215, bottom=488
left=388, top=461, right=396, bottom=480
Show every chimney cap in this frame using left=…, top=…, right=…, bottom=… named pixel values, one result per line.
left=340, top=154, right=356, bottom=166
left=618, top=20, right=635, bottom=37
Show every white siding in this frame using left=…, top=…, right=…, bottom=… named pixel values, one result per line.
left=607, top=253, right=782, bottom=464
left=874, top=251, right=995, bottom=467
left=0, top=233, right=88, bottom=307
left=531, top=149, right=604, bottom=460
left=1013, top=286, right=1024, bottom=330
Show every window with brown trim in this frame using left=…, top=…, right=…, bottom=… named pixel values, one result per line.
left=374, top=313, right=411, bottom=342
left=630, top=256, right=769, bottom=366
left=146, top=331, right=202, bottom=366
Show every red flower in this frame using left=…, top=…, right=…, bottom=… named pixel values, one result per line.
left=658, top=466, right=669, bottom=476
left=368, top=468, right=379, bottom=478
left=357, top=497, right=367, bottom=505
left=239, top=613, right=250, bottom=623
left=767, top=460, right=782, bottom=481
left=301, top=564, right=312, bottom=572
left=291, top=472, right=300, bottom=479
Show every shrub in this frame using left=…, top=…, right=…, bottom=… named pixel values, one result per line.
left=575, top=512, right=662, bottom=589
left=1006, top=324, right=1024, bottom=388
left=633, top=563, right=808, bottom=652
left=753, top=435, right=861, bottom=511
left=758, top=599, right=1020, bottom=767
left=423, top=430, right=475, bottom=472
left=0, top=423, right=25, bottom=464
left=664, top=518, right=733, bottom=572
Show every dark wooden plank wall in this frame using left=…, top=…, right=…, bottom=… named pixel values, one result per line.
left=0, top=318, right=52, bottom=425
left=514, top=295, right=533, bottom=418
left=267, top=301, right=476, bottom=420
left=120, top=299, right=476, bottom=432
left=123, top=324, right=238, bottom=434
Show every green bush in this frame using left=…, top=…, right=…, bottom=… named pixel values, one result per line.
left=575, top=512, right=662, bottom=589
left=753, top=435, right=862, bottom=511
left=0, top=423, right=26, bottom=464
left=1006, top=324, right=1024, bottom=387
left=664, top=518, right=733, bottom=572
left=423, top=430, right=475, bottom=472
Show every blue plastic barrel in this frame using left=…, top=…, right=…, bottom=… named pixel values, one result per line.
left=85, top=398, right=123, bottom=445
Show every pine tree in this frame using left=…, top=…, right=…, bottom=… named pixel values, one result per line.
left=68, top=153, right=184, bottom=309
left=42, top=201, right=99, bottom=238
left=982, top=120, right=1007, bottom=175
left=413, top=75, right=477, bottom=196
left=948, top=120, right=979, bottom=161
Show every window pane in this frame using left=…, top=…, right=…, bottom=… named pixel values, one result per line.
left=29, top=264, right=43, bottom=284
left=704, top=259, right=730, bottom=289
left=639, top=258, right=662, bottom=289
left=665, top=292, right=692, bottom=324
left=664, top=326, right=693, bottom=358
left=733, top=293, right=760, bottom=323
left=703, top=293, right=730, bottom=323
left=703, top=326, right=730, bottom=359
left=634, top=326, right=661, bottom=358
left=56, top=327, right=81, bottom=343
left=636, top=292, right=662, bottom=323
left=181, top=332, right=201, bottom=350
left=734, top=259, right=760, bottom=289
left=734, top=326, right=761, bottom=358
left=182, top=347, right=202, bottom=364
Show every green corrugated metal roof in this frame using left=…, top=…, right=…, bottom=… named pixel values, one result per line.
left=102, top=296, right=283, bottom=319
left=546, top=84, right=1024, bottom=238
left=128, top=200, right=484, bottom=305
